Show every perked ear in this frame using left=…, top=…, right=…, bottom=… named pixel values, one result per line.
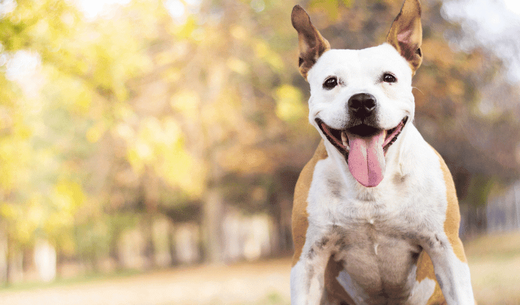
left=386, top=0, right=423, bottom=74
left=291, top=5, right=331, bottom=80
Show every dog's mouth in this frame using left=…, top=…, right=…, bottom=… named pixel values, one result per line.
left=316, top=117, right=408, bottom=187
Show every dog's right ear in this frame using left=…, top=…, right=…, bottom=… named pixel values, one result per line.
left=291, top=5, right=331, bottom=80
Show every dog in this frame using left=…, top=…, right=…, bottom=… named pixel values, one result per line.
left=290, top=0, right=475, bottom=304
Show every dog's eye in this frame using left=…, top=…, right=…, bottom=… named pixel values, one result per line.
left=382, top=73, right=397, bottom=83
left=323, top=77, right=338, bottom=90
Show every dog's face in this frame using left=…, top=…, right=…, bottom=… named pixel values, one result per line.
left=308, top=45, right=414, bottom=187
left=292, top=0, right=423, bottom=187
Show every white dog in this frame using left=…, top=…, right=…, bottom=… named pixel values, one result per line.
left=290, top=1, right=475, bottom=304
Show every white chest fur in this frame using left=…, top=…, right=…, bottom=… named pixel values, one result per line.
left=300, top=126, right=449, bottom=304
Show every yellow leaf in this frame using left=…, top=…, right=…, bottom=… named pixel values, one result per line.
left=227, top=57, right=249, bottom=75
left=161, top=68, right=182, bottom=83
left=0, top=203, right=16, bottom=219
left=86, top=122, right=105, bottom=143
left=310, top=0, right=340, bottom=20
left=255, top=40, right=284, bottom=72
left=54, top=180, right=85, bottom=209
left=275, top=85, right=306, bottom=123
left=178, top=15, right=197, bottom=39
left=127, top=148, right=145, bottom=174
left=158, top=142, right=205, bottom=197
left=231, top=25, right=247, bottom=40
left=254, top=41, right=269, bottom=58
left=171, top=90, right=199, bottom=119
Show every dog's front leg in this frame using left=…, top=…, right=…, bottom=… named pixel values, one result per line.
left=291, top=232, right=332, bottom=305
left=423, top=234, right=475, bottom=305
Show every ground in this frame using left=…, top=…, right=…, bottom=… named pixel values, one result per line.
left=1, top=231, right=519, bottom=305
left=464, top=231, right=520, bottom=305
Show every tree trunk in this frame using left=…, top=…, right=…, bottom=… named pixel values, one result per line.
left=460, top=202, right=487, bottom=238
left=4, top=233, right=11, bottom=286
left=141, top=213, right=155, bottom=269
left=109, top=229, right=122, bottom=270
left=167, top=222, right=177, bottom=266
left=202, top=186, right=224, bottom=263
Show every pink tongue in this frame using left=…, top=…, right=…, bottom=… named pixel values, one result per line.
left=347, top=130, right=386, bottom=187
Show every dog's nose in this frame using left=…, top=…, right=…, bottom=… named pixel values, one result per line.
left=348, top=93, right=377, bottom=119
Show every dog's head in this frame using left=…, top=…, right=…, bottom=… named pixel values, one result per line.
left=292, top=0, right=422, bottom=188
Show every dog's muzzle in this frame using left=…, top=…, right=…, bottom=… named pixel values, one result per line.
left=316, top=116, right=408, bottom=187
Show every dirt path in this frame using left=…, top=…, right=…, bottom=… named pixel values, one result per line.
left=3, top=232, right=520, bottom=305
left=0, top=258, right=291, bottom=305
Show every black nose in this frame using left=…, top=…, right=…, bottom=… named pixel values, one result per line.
left=348, top=93, right=377, bottom=119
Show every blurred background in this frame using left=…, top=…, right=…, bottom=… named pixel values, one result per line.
left=0, top=0, right=519, bottom=304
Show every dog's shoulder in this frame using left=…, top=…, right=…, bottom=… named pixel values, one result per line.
left=292, top=140, right=328, bottom=265
left=430, top=145, right=468, bottom=263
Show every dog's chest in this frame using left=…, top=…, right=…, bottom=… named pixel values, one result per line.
left=306, top=158, right=429, bottom=301
left=310, top=211, right=422, bottom=303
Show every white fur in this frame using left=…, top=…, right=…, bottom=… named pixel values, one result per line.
left=291, top=44, right=475, bottom=305
left=307, top=44, right=414, bottom=134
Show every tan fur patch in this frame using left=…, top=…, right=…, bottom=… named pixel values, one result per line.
left=416, top=250, right=446, bottom=305
left=415, top=146, right=469, bottom=304
left=292, top=141, right=328, bottom=266
left=324, top=257, right=356, bottom=304
left=433, top=149, right=468, bottom=263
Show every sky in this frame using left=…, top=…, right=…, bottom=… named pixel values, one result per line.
left=75, top=0, right=131, bottom=19
left=443, top=0, right=520, bottom=82
left=73, top=0, right=202, bottom=23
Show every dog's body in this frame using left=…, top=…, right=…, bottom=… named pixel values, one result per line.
left=290, top=1, right=475, bottom=304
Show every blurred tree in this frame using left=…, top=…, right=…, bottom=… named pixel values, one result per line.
left=416, top=0, right=520, bottom=234
left=0, top=0, right=518, bottom=278
left=294, top=0, right=520, bottom=235
left=0, top=0, right=88, bottom=282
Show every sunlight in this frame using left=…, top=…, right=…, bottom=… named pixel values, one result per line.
left=75, top=0, right=131, bottom=19
left=0, top=0, right=15, bottom=17
left=5, top=51, right=40, bottom=82
left=442, top=0, right=520, bottom=83
left=164, top=0, right=185, bottom=20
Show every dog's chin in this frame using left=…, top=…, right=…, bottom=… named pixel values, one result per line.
left=316, top=117, right=408, bottom=162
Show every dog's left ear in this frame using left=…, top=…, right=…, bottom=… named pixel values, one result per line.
left=292, top=5, right=331, bottom=80
left=386, top=0, right=423, bottom=74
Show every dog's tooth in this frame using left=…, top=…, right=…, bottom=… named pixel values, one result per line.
left=341, top=132, right=348, bottom=148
